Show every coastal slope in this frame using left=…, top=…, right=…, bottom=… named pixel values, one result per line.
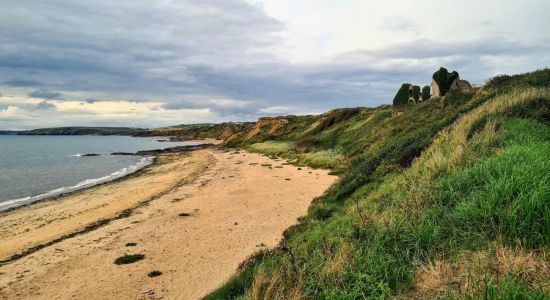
left=208, top=69, right=550, bottom=299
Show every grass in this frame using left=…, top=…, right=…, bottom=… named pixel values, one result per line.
left=248, top=142, right=345, bottom=169
left=207, top=69, right=550, bottom=299
left=247, top=141, right=294, bottom=156
left=114, top=254, right=145, bottom=265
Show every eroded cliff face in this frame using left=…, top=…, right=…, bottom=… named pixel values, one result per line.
left=223, top=116, right=299, bottom=145
left=246, top=117, right=290, bottom=138
left=222, top=108, right=363, bottom=146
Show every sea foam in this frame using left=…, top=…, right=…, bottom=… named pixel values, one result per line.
left=0, top=156, right=154, bottom=212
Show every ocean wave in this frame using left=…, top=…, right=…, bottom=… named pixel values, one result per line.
left=0, top=156, right=154, bottom=212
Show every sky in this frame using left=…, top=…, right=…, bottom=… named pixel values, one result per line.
left=0, top=0, right=549, bottom=130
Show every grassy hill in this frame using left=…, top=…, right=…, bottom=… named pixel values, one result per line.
left=20, top=126, right=145, bottom=136
left=136, top=122, right=253, bottom=140
left=207, top=69, right=550, bottom=299
left=3, top=123, right=252, bottom=140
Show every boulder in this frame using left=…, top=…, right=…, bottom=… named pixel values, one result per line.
left=431, top=67, right=459, bottom=97
left=452, top=78, right=472, bottom=91
left=411, top=85, right=421, bottom=103
left=393, top=83, right=423, bottom=106
left=393, top=83, right=413, bottom=106
left=421, top=85, right=431, bottom=101
left=431, top=67, right=473, bottom=97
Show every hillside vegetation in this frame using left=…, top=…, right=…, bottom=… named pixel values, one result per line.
left=4, top=123, right=251, bottom=140
left=11, top=126, right=145, bottom=136
left=207, top=69, right=550, bottom=299
left=136, top=122, right=252, bottom=140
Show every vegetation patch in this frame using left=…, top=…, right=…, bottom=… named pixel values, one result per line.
left=147, top=270, right=163, bottom=277
left=247, top=141, right=294, bottom=156
left=114, top=254, right=145, bottom=265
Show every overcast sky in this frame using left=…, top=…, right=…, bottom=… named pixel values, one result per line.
left=1, top=0, right=549, bottom=129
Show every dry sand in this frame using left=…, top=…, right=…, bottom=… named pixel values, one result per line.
left=0, top=149, right=336, bottom=299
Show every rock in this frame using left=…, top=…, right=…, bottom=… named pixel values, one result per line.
left=421, top=85, right=431, bottom=101
left=431, top=67, right=471, bottom=97
left=82, top=153, right=100, bottom=157
left=393, top=83, right=421, bottom=106
left=110, top=152, right=133, bottom=156
left=453, top=78, right=472, bottom=91
left=393, top=83, right=413, bottom=106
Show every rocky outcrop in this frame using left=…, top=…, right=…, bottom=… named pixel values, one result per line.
left=393, top=84, right=412, bottom=106
left=422, top=85, right=431, bottom=101
left=431, top=67, right=472, bottom=97
left=393, top=83, right=422, bottom=106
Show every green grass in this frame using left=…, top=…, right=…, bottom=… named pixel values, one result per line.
left=434, top=122, right=550, bottom=248
left=207, top=70, right=550, bottom=299
left=447, top=273, right=548, bottom=300
left=114, top=254, right=145, bottom=265
left=247, top=141, right=294, bottom=156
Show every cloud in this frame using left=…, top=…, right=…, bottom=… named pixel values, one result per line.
left=0, top=0, right=549, bottom=129
left=381, top=16, right=420, bottom=34
left=3, top=79, right=44, bottom=87
left=163, top=98, right=263, bottom=117
left=28, top=89, right=63, bottom=100
left=0, top=105, right=25, bottom=121
left=34, top=100, right=56, bottom=110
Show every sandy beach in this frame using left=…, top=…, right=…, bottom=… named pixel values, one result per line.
left=0, top=148, right=336, bottom=299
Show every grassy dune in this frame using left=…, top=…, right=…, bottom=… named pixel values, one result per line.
left=207, top=69, right=550, bottom=299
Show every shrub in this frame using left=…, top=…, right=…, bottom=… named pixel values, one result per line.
left=486, top=69, right=550, bottom=91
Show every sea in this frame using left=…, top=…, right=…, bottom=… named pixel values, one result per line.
left=0, top=135, right=199, bottom=211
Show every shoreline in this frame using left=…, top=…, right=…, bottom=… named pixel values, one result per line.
left=0, top=149, right=215, bottom=264
left=0, top=143, right=216, bottom=215
left=0, top=148, right=337, bottom=299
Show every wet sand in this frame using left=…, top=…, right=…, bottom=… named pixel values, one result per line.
left=0, top=149, right=336, bottom=299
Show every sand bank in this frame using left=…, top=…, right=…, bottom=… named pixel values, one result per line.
left=0, top=149, right=336, bottom=299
